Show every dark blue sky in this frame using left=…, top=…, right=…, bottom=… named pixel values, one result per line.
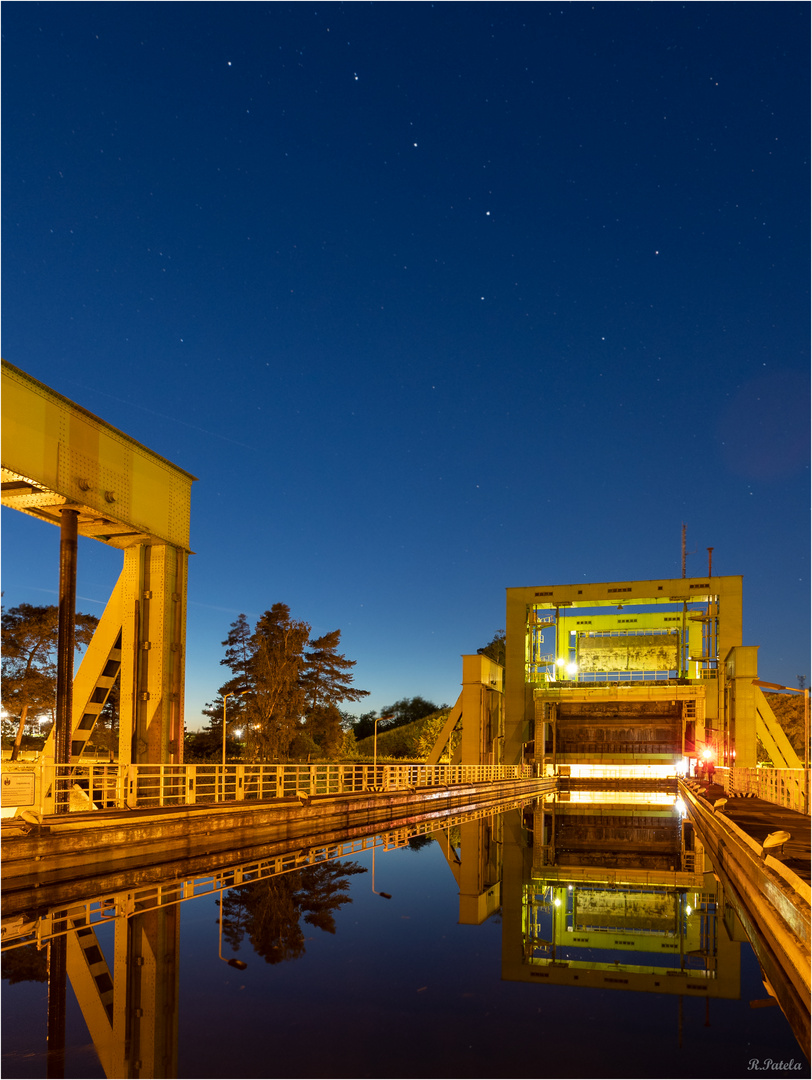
left=2, top=2, right=809, bottom=724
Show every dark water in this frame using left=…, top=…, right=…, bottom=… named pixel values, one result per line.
left=1, top=798, right=805, bottom=1079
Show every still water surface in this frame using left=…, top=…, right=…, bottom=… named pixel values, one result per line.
left=1, top=797, right=804, bottom=1079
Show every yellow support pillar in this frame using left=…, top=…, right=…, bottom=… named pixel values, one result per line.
left=725, top=645, right=759, bottom=768
left=460, top=654, right=503, bottom=766
left=121, top=545, right=187, bottom=766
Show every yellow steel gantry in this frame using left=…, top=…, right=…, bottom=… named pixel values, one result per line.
left=504, top=575, right=795, bottom=771
left=1, top=360, right=196, bottom=793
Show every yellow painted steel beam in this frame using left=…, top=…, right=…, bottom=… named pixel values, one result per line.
left=121, top=545, right=187, bottom=766
left=460, top=654, right=504, bottom=766
left=434, top=828, right=462, bottom=886
left=725, top=646, right=760, bottom=768
left=66, top=923, right=116, bottom=1078
left=1, top=362, right=193, bottom=780
left=754, top=687, right=803, bottom=770
left=425, top=693, right=463, bottom=766
left=1, top=360, right=196, bottom=551
left=42, top=575, right=125, bottom=779
left=112, top=908, right=180, bottom=1080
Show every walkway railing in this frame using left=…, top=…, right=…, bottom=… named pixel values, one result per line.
left=37, top=761, right=536, bottom=813
left=725, top=766, right=810, bottom=815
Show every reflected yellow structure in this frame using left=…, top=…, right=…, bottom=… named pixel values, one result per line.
left=6, top=791, right=792, bottom=1075
left=2, top=798, right=531, bottom=1079
left=498, top=794, right=741, bottom=1000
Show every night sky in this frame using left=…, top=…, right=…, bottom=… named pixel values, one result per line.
left=2, top=3, right=809, bottom=727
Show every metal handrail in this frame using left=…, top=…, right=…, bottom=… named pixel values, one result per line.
left=34, top=760, right=535, bottom=812
left=727, top=766, right=810, bottom=815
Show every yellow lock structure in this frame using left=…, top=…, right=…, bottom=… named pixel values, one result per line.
left=504, top=575, right=800, bottom=772
left=2, top=360, right=195, bottom=798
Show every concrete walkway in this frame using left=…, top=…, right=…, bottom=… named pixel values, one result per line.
left=685, top=778, right=810, bottom=886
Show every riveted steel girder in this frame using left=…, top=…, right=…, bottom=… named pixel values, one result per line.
left=2, top=360, right=194, bottom=786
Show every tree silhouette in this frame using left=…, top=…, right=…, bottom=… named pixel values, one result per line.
left=220, top=860, right=367, bottom=965
left=2, top=604, right=97, bottom=759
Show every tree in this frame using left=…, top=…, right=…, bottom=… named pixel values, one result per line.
left=209, top=613, right=255, bottom=745
left=1, top=944, right=47, bottom=984
left=221, top=613, right=253, bottom=687
left=477, top=629, right=506, bottom=666
left=300, top=630, right=369, bottom=757
left=301, top=703, right=342, bottom=758
left=1, top=604, right=97, bottom=760
left=301, top=630, right=369, bottom=712
left=352, top=710, right=379, bottom=741
left=199, top=688, right=250, bottom=761
left=412, top=708, right=457, bottom=761
left=246, top=604, right=310, bottom=762
left=765, top=693, right=806, bottom=757
left=206, top=608, right=368, bottom=762
left=378, top=696, right=441, bottom=731
left=89, top=681, right=119, bottom=758
left=184, top=725, right=243, bottom=763
left=219, top=860, right=366, bottom=966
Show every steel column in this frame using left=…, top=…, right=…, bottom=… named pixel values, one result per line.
left=55, top=508, right=79, bottom=813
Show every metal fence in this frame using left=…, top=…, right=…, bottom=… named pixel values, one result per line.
left=32, top=761, right=535, bottom=813
left=726, top=766, right=809, bottom=815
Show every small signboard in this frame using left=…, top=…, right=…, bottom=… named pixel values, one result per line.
left=1, top=771, right=36, bottom=807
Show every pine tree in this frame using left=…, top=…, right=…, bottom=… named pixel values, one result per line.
left=196, top=613, right=256, bottom=755
left=301, top=630, right=369, bottom=711
left=301, top=630, right=369, bottom=757
left=221, top=613, right=253, bottom=686
left=247, top=604, right=310, bottom=762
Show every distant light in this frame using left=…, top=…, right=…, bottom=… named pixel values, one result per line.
left=675, top=798, right=687, bottom=816
left=702, top=748, right=713, bottom=760
left=565, top=663, right=578, bottom=677
left=685, top=906, right=692, bottom=916
left=555, top=658, right=567, bottom=668
left=554, top=897, right=561, bottom=907
left=233, top=729, right=243, bottom=739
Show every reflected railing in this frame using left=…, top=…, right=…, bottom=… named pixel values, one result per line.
left=4, top=781, right=804, bottom=1079
left=0, top=793, right=534, bottom=953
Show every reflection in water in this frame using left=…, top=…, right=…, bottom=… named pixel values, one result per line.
left=1, top=791, right=805, bottom=1078
left=219, top=861, right=367, bottom=965
left=501, top=793, right=741, bottom=1006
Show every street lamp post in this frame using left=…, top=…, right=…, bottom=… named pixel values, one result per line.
left=371, top=842, right=392, bottom=900
left=222, top=690, right=249, bottom=767
left=222, top=690, right=249, bottom=802
left=373, top=716, right=379, bottom=784
left=371, top=713, right=393, bottom=791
